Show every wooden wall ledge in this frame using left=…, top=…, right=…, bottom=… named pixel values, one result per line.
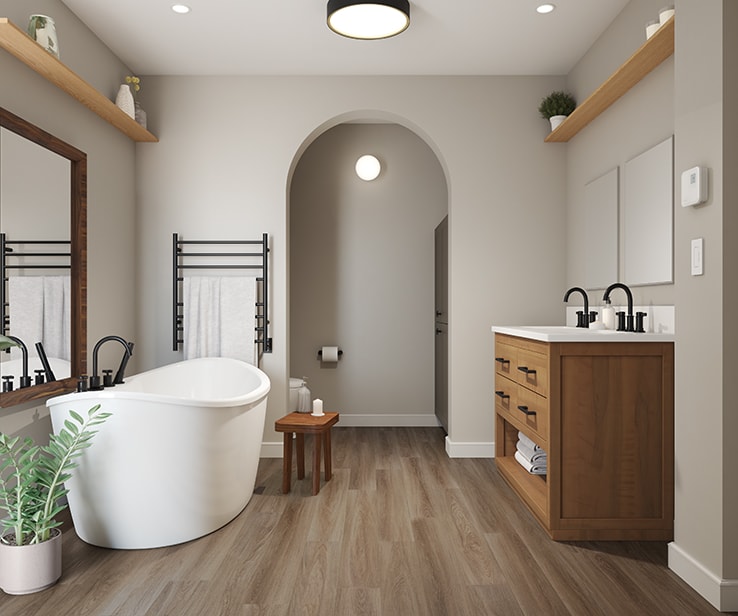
left=545, top=16, right=674, bottom=143
left=0, top=17, right=157, bottom=143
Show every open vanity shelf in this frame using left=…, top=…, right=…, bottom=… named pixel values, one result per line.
left=545, top=16, right=674, bottom=143
left=0, top=17, right=157, bottom=143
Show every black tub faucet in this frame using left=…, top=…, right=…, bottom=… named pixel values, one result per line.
left=563, top=287, right=592, bottom=328
left=603, top=283, right=635, bottom=332
left=91, top=335, right=133, bottom=390
left=7, top=336, right=31, bottom=388
left=35, top=342, right=56, bottom=383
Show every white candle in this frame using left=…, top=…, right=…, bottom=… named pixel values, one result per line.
left=312, top=398, right=323, bottom=415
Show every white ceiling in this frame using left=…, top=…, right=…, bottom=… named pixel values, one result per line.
left=60, top=0, right=629, bottom=76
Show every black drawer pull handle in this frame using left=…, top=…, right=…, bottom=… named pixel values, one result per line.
left=495, top=390, right=510, bottom=399
left=517, top=366, right=537, bottom=375
left=495, top=357, right=510, bottom=365
left=517, top=405, right=537, bottom=416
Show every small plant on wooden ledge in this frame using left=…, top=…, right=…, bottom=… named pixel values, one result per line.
left=538, top=90, right=576, bottom=131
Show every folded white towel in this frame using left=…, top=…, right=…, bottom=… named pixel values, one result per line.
left=515, top=450, right=547, bottom=475
left=516, top=440, right=547, bottom=463
left=518, top=431, right=544, bottom=453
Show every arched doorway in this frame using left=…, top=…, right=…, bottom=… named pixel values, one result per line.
left=288, top=119, right=448, bottom=426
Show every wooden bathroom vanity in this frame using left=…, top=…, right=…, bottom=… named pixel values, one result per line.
left=492, top=326, right=674, bottom=541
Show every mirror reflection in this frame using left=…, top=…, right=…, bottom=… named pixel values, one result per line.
left=0, top=108, right=86, bottom=407
left=1, top=128, right=72, bottom=385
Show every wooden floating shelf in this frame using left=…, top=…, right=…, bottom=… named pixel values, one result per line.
left=0, top=17, right=157, bottom=143
left=545, top=16, right=674, bottom=143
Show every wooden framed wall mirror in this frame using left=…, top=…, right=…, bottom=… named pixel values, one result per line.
left=0, top=107, right=86, bottom=407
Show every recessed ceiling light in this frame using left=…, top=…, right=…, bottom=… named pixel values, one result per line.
left=172, top=4, right=191, bottom=14
left=536, top=4, right=556, bottom=14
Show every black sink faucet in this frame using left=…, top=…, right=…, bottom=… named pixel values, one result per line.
left=91, top=335, right=133, bottom=390
left=563, top=287, right=592, bottom=328
left=603, top=283, right=634, bottom=332
left=7, top=336, right=31, bottom=388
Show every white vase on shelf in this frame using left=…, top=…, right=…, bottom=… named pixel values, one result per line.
left=27, top=15, right=60, bottom=59
left=115, top=84, right=135, bottom=119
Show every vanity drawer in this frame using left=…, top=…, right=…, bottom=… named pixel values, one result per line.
left=494, top=341, right=517, bottom=378
left=514, top=385, right=549, bottom=445
left=515, top=347, right=549, bottom=397
left=494, top=374, right=516, bottom=414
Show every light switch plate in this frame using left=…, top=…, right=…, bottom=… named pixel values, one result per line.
left=691, top=238, right=704, bottom=275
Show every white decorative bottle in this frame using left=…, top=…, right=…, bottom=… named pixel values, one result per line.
left=115, top=84, right=135, bottom=119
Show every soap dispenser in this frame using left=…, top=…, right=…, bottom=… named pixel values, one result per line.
left=602, top=299, right=616, bottom=330
left=297, top=377, right=312, bottom=413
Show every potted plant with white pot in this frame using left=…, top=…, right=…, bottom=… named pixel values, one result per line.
left=538, top=90, right=576, bottom=131
left=0, top=336, right=110, bottom=595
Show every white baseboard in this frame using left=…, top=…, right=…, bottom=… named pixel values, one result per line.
left=668, top=542, right=738, bottom=612
left=260, top=441, right=284, bottom=458
left=445, top=436, right=494, bottom=458
left=336, top=413, right=441, bottom=427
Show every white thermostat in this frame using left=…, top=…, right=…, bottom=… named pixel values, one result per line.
left=681, top=166, right=708, bottom=207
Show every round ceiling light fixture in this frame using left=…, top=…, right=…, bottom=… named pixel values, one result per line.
left=327, top=0, right=410, bottom=40
left=536, top=4, right=556, bottom=14
left=355, top=155, right=381, bottom=181
left=171, top=4, right=191, bottom=14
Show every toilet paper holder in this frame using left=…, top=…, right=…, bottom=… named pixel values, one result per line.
left=317, top=347, right=343, bottom=360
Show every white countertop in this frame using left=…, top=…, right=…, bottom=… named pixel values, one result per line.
left=492, top=325, right=675, bottom=343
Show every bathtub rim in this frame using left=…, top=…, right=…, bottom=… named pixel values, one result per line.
left=45, top=357, right=270, bottom=409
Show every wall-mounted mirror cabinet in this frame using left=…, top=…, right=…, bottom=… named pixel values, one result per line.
left=0, top=107, right=86, bottom=407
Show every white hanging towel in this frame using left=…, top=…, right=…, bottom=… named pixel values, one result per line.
left=183, top=276, right=257, bottom=365
left=220, top=276, right=257, bottom=365
left=7, top=276, right=44, bottom=358
left=43, top=275, right=71, bottom=360
left=183, top=277, right=221, bottom=360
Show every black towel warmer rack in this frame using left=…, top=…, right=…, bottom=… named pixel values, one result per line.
left=1, top=233, right=72, bottom=337
left=172, top=232, right=272, bottom=353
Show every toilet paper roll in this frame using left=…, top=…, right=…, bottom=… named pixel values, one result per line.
left=320, top=346, right=340, bottom=362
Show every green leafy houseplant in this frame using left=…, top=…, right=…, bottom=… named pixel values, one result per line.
left=0, top=404, right=111, bottom=546
left=538, top=90, right=576, bottom=119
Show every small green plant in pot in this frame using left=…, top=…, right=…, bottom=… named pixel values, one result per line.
left=0, top=403, right=111, bottom=594
left=538, top=90, right=576, bottom=131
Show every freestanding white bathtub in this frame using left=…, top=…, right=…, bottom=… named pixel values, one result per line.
left=46, top=357, right=270, bottom=549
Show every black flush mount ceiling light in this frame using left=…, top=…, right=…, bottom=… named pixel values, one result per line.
left=327, top=0, right=410, bottom=40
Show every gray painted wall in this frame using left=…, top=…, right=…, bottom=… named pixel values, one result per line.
left=290, top=123, right=447, bottom=421
left=134, top=74, right=567, bottom=454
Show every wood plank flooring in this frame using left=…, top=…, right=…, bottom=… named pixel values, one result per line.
left=0, top=427, right=723, bottom=615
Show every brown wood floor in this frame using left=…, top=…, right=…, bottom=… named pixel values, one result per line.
left=0, top=427, right=725, bottom=615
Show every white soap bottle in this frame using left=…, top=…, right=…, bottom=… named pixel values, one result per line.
left=602, top=299, right=616, bottom=330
